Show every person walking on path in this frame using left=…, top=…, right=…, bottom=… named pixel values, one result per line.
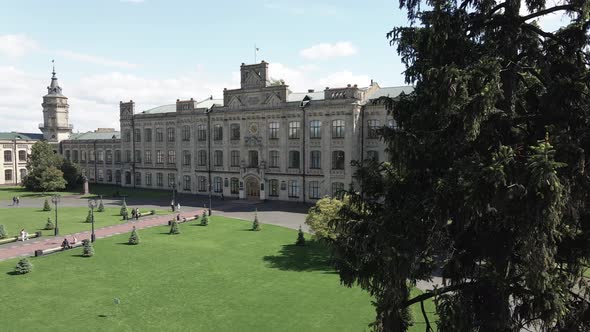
left=12, top=197, right=16, bottom=206
left=16, top=197, right=20, bottom=206
left=177, top=203, right=181, bottom=212
left=170, top=201, right=175, bottom=212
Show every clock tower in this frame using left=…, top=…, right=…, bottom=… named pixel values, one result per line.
left=40, top=62, right=72, bottom=143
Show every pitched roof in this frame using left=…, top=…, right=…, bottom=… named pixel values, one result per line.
left=0, top=132, right=43, bottom=141
left=141, top=98, right=224, bottom=114
left=69, top=131, right=120, bottom=140
left=366, top=86, right=414, bottom=100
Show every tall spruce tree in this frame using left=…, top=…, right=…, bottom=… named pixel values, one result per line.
left=332, top=1, right=590, bottom=331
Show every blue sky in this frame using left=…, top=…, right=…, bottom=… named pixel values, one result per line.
left=0, top=0, right=569, bottom=133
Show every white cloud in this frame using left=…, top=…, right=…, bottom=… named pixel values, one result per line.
left=0, top=63, right=373, bottom=134
left=300, top=42, right=357, bottom=60
left=56, top=50, right=139, bottom=69
left=0, top=34, right=38, bottom=57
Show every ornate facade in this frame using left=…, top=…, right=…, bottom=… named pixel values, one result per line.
left=3, top=61, right=412, bottom=202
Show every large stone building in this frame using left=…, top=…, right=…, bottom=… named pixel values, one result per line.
left=2, top=61, right=412, bottom=202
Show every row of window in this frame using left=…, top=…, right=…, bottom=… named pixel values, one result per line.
left=3, top=150, right=27, bottom=163
left=122, top=119, right=394, bottom=144
left=4, top=169, right=27, bottom=181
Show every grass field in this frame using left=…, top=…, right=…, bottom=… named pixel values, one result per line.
left=0, top=207, right=166, bottom=237
left=0, top=184, right=172, bottom=201
left=0, top=216, right=436, bottom=331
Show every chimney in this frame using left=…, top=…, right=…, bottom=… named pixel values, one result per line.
left=308, top=89, right=314, bottom=93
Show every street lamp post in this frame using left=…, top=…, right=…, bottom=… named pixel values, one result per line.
left=208, top=182, right=212, bottom=216
left=88, top=199, right=97, bottom=242
left=51, top=195, right=61, bottom=236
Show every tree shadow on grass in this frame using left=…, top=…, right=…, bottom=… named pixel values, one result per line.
left=6, top=271, right=18, bottom=276
left=263, top=240, right=334, bottom=272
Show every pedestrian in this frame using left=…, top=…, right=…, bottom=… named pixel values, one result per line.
left=176, top=213, right=180, bottom=221
left=16, top=196, right=20, bottom=206
left=170, top=200, right=175, bottom=212
left=135, top=208, right=140, bottom=221
left=177, top=202, right=181, bottom=212
left=61, top=238, right=71, bottom=250
left=12, top=196, right=16, bottom=206
left=131, top=208, right=136, bottom=219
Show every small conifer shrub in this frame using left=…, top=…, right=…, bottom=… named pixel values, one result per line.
left=128, top=226, right=140, bottom=245
left=97, top=200, right=105, bottom=212
left=43, top=198, right=51, bottom=211
left=296, top=226, right=306, bottom=246
left=169, top=221, right=180, bottom=235
left=0, top=224, right=7, bottom=239
left=85, top=209, right=93, bottom=223
left=82, top=239, right=94, bottom=257
left=44, top=217, right=55, bottom=230
left=14, top=258, right=33, bottom=274
left=252, top=210, right=261, bottom=231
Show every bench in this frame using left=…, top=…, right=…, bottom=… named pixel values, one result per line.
left=167, top=215, right=199, bottom=226
left=125, top=210, right=156, bottom=221
left=34, top=241, right=84, bottom=257
left=0, top=232, right=42, bottom=245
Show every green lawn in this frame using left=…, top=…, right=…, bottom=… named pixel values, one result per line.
left=0, top=184, right=171, bottom=200
left=0, top=217, right=436, bottom=331
left=0, top=207, right=166, bottom=237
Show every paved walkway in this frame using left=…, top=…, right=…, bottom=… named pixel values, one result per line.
left=0, top=209, right=201, bottom=262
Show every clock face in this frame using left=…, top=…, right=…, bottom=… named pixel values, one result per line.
left=249, top=123, right=258, bottom=135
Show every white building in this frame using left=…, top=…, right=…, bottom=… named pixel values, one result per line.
left=4, top=61, right=412, bottom=202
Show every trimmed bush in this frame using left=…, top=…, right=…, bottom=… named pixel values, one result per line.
left=120, top=201, right=128, bottom=217
left=200, top=210, right=209, bottom=226
left=0, top=224, right=7, bottom=239
left=85, top=209, right=93, bottom=223
left=44, top=218, right=55, bottom=230
left=97, top=200, right=105, bottom=212
left=43, top=199, right=51, bottom=211
left=82, top=239, right=94, bottom=257
left=252, top=210, right=261, bottom=231
left=128, top=226, right=140, bottom=245
left=169, top=221, right=180, bottom=235
left=14, top=258, right=33, bottom=275
left=296, top=226, right=306, bottom=246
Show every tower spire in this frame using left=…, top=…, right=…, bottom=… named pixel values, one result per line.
left=46, top=60, right=63, bottom=96
left=52, top=59, right=56, bottom=78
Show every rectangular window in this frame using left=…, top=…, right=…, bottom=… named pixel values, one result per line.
left=156, top=128, right=164, bottom=142
left=81, top=151, right=87, bottom=162
left=214, top=150, right=223, bottom=167
left=310, top=151, right=321, bottom=169
left=145, top=173, right=152, bottom=186
left=134, top=128, right=141, bottom=142
left=167, top=128, right=175, bottom=142
left=114, top=150, right=121, bottom=163
left=156, top=173, right=163, bottom=187
left=289, top=151, right=300, bottom=169
left=310, top=120, right=321, bottom=139
left=198, top=176, right=206, bottom=191
left=197, top=125, right=207, bottom=141
left=367, top=120, right=381, bottom=138
left=332, top=119, right=345, bottom=138
left=168, top=173, right=176, bottom=188
left=5, top=170, right=13, bottom=181
left=124, top=150, right=131, bottom=163
left=198, top=150, right=207, bottom=166
left=288, top=121, right=300, bottom=139
left=183, top=175, right=191, bottom=191
left=73, top=150, right=79, bottom=162
left=105, top=150, right=112, bottom=163
left=156, top=150, right=164, bottom=164
left=230, top=124, right=240, bottom=140
left=269, top=151, right=279, bottom=168
left=144, top=150, right=152, bottom=163
left=135, top=172, right=141, bottom=186
left=367, top=150, right=379, bottom=162
left=145, top=128, right=152, bottom=142
left=248, top=150, right=258, bottom=168
left=18, top=150, right=27, bottom=161
left=89, top=150, right=95, bottom=162
left=230, top=151, right=240, bottom=167
left=107, top=170, right=113, bottom=182
left=230, top=178, right=239, bottom=194
left=97, top=150, right=104, bottom=162
left=213, top=177, right=222, bottom=192
left=268, top=122, right=279, bottom=139
left=269, top=179, right=279, bottom=197
left=182, top=125, right=190, bottom=141
left=134, top=150, right=141, bottom=163
left=124, top=130, right=131, bottom=142
left=288, top=180, right=299, bottom=198
left=332, top=182, right=345, bottom=198
left=309, top=181, right=320, bottom=199
left=3, top=151, right=11, bottom=162
left=167, top=150, right=176, bottom=164
left=213, top=124, right=223, bottom=141
left=332, top=150, right=345, bottom=170
left=98, top=169, right=104, bottom=182
left=182, top=150, right=191, bottom=166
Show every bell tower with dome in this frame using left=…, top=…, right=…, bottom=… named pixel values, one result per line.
left=40, top=62, right=72, bottom=143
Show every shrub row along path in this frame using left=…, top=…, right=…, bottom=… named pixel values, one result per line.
left=0, top=209, right=201, bottom=262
